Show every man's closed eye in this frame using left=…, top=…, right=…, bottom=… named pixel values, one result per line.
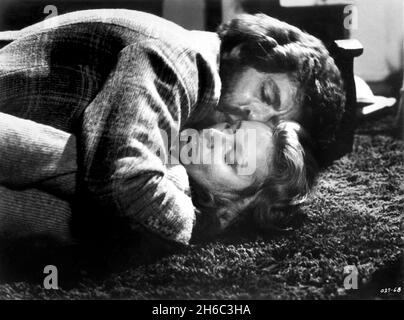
left=262, top=80, right=281, bottom=110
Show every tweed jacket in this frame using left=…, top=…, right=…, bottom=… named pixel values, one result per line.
left=0, top=9, right=222, bottom=245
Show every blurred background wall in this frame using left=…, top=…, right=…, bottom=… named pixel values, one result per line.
left=218, top=0, right=403, bottom=84
left=163, top=0, right=205, bottom=30
left=0, top=0, right=164, bottom=30
left=350, top=0, right=403, bottom=83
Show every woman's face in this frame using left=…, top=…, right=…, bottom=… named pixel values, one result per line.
left=180, top=120, right=274, bottom=196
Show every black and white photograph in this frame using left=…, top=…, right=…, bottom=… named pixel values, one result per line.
left=0, top=0, right=402, bottom=303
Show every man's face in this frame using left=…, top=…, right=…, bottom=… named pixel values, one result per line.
left=218, top=67, right=302, bottom=126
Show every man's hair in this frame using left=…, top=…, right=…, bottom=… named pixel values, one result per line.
left=190, top=121, right=318, bottom=242
left=217, top=13, right=346, bottom=167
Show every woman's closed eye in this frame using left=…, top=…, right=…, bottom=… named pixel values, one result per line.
left=224, top=150, right=241, bottom=170
left=224, top=150, right=234, bottom=166
left=224, top=146, right=246, bottom=170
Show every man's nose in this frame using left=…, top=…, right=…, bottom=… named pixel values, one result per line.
left=220, top=104, right=278, bottom=123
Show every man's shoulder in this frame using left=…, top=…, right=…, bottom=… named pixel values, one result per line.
left=17, top=9, right=187, bottom=42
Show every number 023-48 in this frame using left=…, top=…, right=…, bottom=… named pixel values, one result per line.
left=380, top=287, right=402, bottom=294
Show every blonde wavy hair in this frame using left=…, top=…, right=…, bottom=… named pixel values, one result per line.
left=190, top=121, right=318, bottom=242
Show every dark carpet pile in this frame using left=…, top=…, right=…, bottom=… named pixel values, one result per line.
left=0, top=110, right=402, bottom=300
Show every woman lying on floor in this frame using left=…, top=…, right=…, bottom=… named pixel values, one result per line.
left=0, top=112, right=317, bottom=247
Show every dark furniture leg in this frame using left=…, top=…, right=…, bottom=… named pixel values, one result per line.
left=323, top=39, right=363, bottom=167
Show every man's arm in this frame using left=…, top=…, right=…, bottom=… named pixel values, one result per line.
left=76, top=40, right=200, bottom=245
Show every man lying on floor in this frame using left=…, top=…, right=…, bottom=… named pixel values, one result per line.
left=0, top=9, right=344, bottom=247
